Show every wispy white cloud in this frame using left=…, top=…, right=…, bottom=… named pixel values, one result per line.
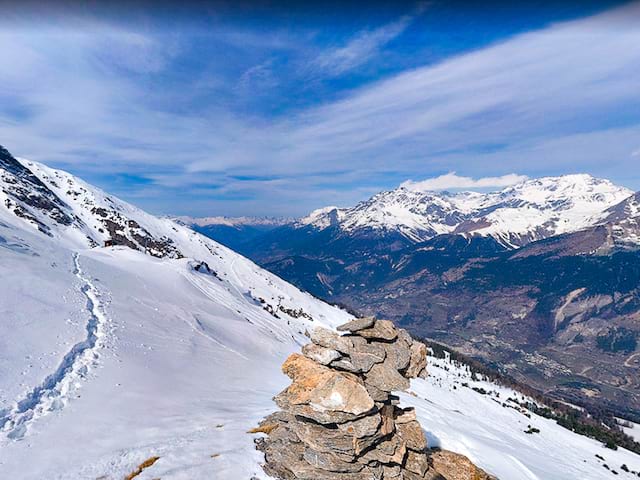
left=401, top=173, right=528, bottom=191
left=237, top=59, right=279, bottom=92
left=280, top=2, right=640, bottom=167
left=309, top=3, right=428, bottom=77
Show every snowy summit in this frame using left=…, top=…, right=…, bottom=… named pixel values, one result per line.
left=298, top=175, right=633, bottom=247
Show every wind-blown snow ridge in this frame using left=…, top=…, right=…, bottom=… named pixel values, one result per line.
left=0, top=253, right=108, bottom=441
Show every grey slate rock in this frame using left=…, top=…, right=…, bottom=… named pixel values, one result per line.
left=337, top=316, right=376, bottom=332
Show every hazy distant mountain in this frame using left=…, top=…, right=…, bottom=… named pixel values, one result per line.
left=172, top=215, right=292, bottom=252
left=173, top=215, right=292, bottom=228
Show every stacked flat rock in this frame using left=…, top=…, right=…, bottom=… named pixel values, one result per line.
left=255, top=318, right=437, bottom=480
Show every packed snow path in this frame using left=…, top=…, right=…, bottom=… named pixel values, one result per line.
left=0, top=253, right=108, bottom=441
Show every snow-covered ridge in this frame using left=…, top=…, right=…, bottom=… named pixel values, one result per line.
left=298, top=174, right=633, bottom=247
left=297, top=205, right=345, bottom=230
left=0, top=146, right=354, bottom=478
left=2, top=153, right=348, bottom=330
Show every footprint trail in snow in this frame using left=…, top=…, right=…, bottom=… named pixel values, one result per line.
left=0, top=253, right=108, bottom=440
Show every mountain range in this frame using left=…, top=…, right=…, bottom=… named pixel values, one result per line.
left=248, top=174, right=632, bottom=255
left=204, top=174, right=640, bottom=419
left=1, top=144, right=640, bottom=478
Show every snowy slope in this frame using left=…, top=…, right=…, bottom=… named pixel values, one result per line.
left=622, top=421, right=640, bottom=442
left=298, top=174, right=632, bottom=247
left=1, top=149, right=639, bottom=479
left=0, top=241, right=350, bottom=479
left=402, top=355, right=640, bottom=480
left=0, top=147, right=353, bottom=478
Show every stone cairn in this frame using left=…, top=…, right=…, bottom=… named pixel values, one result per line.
left=254, top=317, right=440, bottom=480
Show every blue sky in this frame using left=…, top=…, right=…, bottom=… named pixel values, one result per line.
left=1, top=0, right=639, bottom=216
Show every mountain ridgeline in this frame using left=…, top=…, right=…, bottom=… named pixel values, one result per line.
left=195, top=176, right=640, bottom=420
left=0, top=144, right=357, bottom=477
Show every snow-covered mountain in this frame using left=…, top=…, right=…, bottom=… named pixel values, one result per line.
left=603, top=191, right=640, bottom=248
left=297, top=174, right=633, bottom=247
left=511, top=190, right=640, bottom=258
left=1, top=145, right=639, bottom=479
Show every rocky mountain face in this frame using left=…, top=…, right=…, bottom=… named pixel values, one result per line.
left=0, top=145, right=77, bottom=235
left=0, top=145, right=186, bottom=257
left=255, top=317, right=495, bottom=480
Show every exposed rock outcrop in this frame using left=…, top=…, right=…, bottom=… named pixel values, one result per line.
left=428, top=449, right=497, bottom=480
left=254, top=318, right=434, bottom=480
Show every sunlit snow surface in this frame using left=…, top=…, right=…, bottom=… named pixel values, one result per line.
left=622, top=421, right=640, bottom=442
left=403, top=356, right=640, bottom=480
left=0, top=229, right=350, bottom=479
left=0, top=160, right=639, bottom=479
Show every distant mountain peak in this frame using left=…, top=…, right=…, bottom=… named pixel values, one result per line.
left=294, top=174, right=633, bottom=248
left=298, top=206, right=343, bottom=229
